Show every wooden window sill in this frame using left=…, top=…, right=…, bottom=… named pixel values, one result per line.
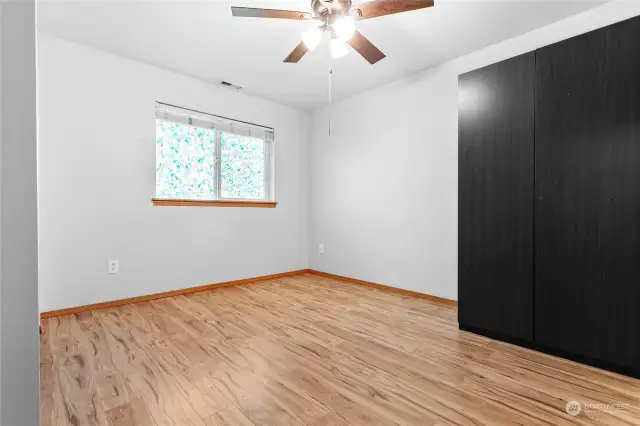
left=152, top=198, right=277, bottom=208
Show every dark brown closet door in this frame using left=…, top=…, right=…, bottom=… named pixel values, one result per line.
left=535, top=16, right=640, bottom=373
left=458, top=52, right=535, bottom=342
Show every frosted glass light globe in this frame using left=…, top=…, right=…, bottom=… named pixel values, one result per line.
left=334, top=16, right=356, bottom=41
left=302, top=26, right=323, bottom=51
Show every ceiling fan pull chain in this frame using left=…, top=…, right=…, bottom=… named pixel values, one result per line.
left=328, top=67, right=333, bottom=136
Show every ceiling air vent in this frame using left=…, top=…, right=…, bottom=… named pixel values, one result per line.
left=220, top=81, right=242, bottom=90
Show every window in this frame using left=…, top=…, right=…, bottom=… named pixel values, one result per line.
left=153, top=103, right=275, bottom=207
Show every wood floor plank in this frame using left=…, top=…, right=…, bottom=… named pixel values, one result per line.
left=40, top=319, right=56, bottom=426
left=126, top=365, right=206, bottom=426
left=41, top=274, right=640, bottom=426
left=117, top=303, right=231, bottom=420
left=195, top=361, right=258, bottom=410
left=56, top=351, right=107, bottom=425
left=202, top=405, right=254, bottom=426
left=105, top=399, right=156, bottom=426
left=95, top=371, right=131, bottom=412
left=95, top=309, right=152, bottom=378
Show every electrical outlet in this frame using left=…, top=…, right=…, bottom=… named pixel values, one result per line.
left=319, top=244, right=324, bottom=254
left=108, top=259, right=119, bottom=274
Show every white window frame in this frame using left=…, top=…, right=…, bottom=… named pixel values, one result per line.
left=155, top=102, right=274, bottom=202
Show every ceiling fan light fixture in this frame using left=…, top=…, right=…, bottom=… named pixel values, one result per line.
left=330, top=37, right=349, bottom=59
left=302, top=26, right=323, bottom=51
left=232, top=0, right=437, bottom=65
left=333, top=15, right=356, bottom=41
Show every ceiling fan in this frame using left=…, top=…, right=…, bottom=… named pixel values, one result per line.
left=231, top=0, right=434, bottom=65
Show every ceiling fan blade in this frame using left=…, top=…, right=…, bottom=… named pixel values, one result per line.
left=351, top=0, right=434, bottom=20
left=283, top=42, right=309, bottom=63
left=347, top=31, right=386, bottom=64
left=231, top=6, right=312, bottom=20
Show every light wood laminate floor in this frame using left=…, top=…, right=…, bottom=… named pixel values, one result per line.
left=40, top=274, right=640, bottom=426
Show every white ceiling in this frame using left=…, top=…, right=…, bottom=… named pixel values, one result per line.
left=38, top=0, right=606, bottom=110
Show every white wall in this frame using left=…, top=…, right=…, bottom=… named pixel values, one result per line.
left=1, top=1, right=40, bottom=424
left=38, top=34, right=309, bottom=312
left=308, top=0, right=640, bottom=301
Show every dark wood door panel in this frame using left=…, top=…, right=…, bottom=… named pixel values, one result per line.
left=535, top=16, right=640, bottom=372
left=458, top=52, right=535, bottom=342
